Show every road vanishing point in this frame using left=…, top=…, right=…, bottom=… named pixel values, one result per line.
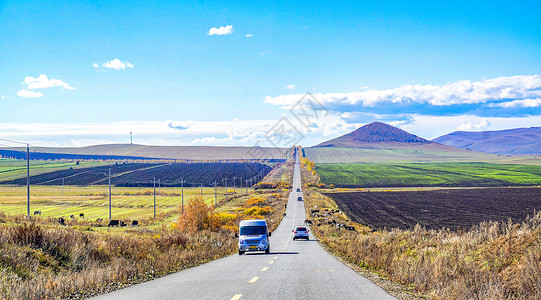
left=92, top=155, right=395, bottom=300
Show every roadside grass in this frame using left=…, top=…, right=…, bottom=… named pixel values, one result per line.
left=0, top=162, right=292, bottom=299
left=303, top=164, right=541, bottom=299
left=316, top=162, right=541, bottom=188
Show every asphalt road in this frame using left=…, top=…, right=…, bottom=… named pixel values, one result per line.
left=92, top=156, right=395, bottom=300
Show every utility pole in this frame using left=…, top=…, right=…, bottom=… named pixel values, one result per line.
left=223, top=177, right=228, bottom=200
left=153, top=177, right=157, bottom=218
left=180, top=178, right=187, bottom=213
left=213, top=181, right=217, bottom=206
left=26, top=144, right=30, bottom=217
left=107, top=169, right=112, bottom=221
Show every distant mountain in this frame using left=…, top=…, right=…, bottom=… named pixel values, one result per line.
left=316, top=121, right=431, bottom=148
left=433, top=127, right=541, bottom=155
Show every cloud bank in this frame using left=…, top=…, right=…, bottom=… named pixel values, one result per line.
left=265, top=75, right=541, bottom=108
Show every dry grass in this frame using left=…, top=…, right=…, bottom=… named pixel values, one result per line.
left=304, top=186, right=541, bottom=300
left=0, top=213, right=236, bottom=299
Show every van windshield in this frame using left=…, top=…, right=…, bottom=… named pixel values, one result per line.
left=240, top=226, right=267, bottom=235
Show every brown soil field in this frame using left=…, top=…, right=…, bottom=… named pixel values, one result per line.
left=324, top=187, right=541, bottom=231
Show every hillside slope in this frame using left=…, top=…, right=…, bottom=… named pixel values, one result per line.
left=0, top=144, right=289, bottom=161
left=316, top=121, right=430, bottom=147
left=433, top=127, right=541, bottom=155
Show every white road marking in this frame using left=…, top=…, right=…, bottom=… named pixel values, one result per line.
left=249, top=276, right=259, bottom=283
left=274, top=256, right=278, bottom=259
left=269, top=261, right=274, bottom=264
left=262, top=267, right=269, bottom=272
left=231, top=294, right=243, bottom=300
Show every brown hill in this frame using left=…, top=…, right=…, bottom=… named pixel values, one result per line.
left=316, top=121, right=431, bottom=148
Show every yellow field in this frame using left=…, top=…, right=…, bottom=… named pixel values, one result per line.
left=0, top=185, right=237, bottom=220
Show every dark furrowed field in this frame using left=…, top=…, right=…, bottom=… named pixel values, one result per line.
left=324, top=188, right=541, bottom=230
left=0, top=162, right=272, bottom=187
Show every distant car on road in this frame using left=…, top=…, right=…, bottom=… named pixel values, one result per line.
left=296, top=188, right=301, bottom=192
left=297, top=196, right=303, bottom=201
left=292, top=226, right=309, bottom=240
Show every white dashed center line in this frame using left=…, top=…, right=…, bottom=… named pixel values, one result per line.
left=231, top=294, right=242, bottom=300
left=268, top=261, right=274, bottom=265
left=249, top=276, right=259, bottom=283
left=261, top=267, right=269, bottom=272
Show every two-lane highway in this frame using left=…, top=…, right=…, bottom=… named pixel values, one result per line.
left=93, top=155, right=395, bottom=299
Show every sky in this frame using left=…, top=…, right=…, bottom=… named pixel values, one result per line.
left=1, top=0, right=540, bottom=148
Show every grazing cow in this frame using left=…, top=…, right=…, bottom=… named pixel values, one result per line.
left=58, top=218, right=65, bottom=225
left=108, top=220, right=120, bottom=227
left=120, top=221, right=127, bottom=227
left=79, top=213, right=85, bottom=219
left=33, top=211, right=41, bottom=215
left=131, top=220, right=139, bottom=227
left=70, top=215, right=75, bottom=219
left=304, top=219, right=312, bottom=225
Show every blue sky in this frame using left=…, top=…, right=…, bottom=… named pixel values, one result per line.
left=1, top=0, right=540, bottom=147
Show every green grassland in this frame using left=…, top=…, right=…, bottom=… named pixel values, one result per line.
left=0, top=185, right=233, bottom=220
left=0, top=158, right=111, bottom=181
left=316, top=162, right=541, bottom=188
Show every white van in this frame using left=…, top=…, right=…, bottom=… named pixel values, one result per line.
left=237, top=219, right=271, bottom=255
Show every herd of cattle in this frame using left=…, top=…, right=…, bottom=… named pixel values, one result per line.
left=306, top=208, right=356, bottom=231
left=33, top=210, right=139, bottom=227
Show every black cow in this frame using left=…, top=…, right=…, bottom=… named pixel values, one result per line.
left=108, top=220, right=120, bottom=227
left=304, top=219, right=312, bottom=225
left=70, top=214, right=75, bottom=219
left=131, top=220, right=139, bottom=227
left=120, top=221, right=127, bottom=227
left=33, top=211, right=41, bottom=215
left=58, top=218, right=65, bottom=225
left=79, top=213, right=85, bottom=218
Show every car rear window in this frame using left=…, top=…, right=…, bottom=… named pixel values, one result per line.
left=296, top=227, right=307, bottom=231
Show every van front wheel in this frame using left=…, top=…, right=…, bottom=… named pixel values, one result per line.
left=265, top=248, right=270, bottom=254
left=239, top=250, right=244, bottom=255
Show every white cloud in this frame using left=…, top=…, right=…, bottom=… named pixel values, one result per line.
left=23, top=74, right=75, bottom=90
left=97, top=58, right=134, bottom=70
left=245, top=33, right=253, bottom=37
left=265, top=75, right=541, bottom=108
left=286, top=84, right=296, bottom=90
left=458, top=119, right=491, bottom=131
left=258, top=50, right=272, bottom=56
left=208, top=25, right=233, bottom=36
left=1, top=96, right=6, bottom=100
left=490, top=98, right=541, bottom=108
left=17, top=90, right=44, bottom=98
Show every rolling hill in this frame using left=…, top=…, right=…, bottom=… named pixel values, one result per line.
left=433, top=127, right=541, bottom=155
left=0, top=144, right=289, bottom=162
left=306, top=122, right=512, bottom=163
